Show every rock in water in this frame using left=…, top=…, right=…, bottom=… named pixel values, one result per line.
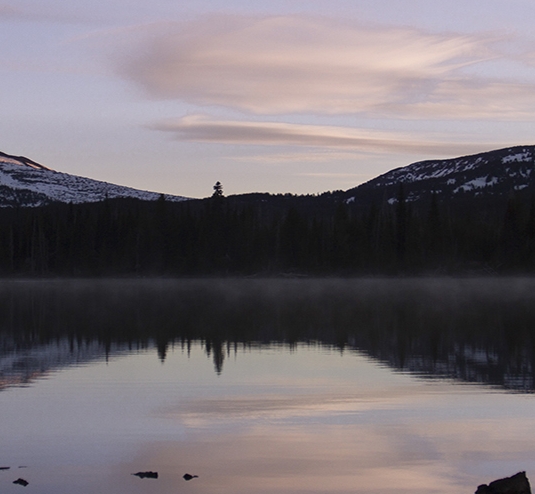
left=183, top=473, right=199, bottom=481
left=13, top=478, right=29, bottom=487
left=132, top=471, right=158, bottom=479
left=476, top=472, right=531, bottom=494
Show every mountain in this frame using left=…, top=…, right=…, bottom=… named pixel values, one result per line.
left=0, top=151, right=188, bottom=207
left=3, top=144, right=535, bottom=211
left=343, top=145, right=535, bottom=207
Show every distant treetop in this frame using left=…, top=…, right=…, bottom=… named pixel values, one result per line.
left=212, top=181, right=224, bottom=198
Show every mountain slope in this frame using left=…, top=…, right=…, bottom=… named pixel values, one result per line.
left=0, top=152, right=188, bottom=207
left=4, top=145, right=535, bottom=210
left=344, top=145, right=535, bottom=206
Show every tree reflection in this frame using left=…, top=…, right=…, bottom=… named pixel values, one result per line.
left=2, top=278, right=535, bottom=390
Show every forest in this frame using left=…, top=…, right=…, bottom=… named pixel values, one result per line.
left=0, top=185, right=533, bottom=277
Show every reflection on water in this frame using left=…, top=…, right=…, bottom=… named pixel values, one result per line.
left=2, top=279, right=535, bottom=494
left=2, top=278, right=535, bottom=391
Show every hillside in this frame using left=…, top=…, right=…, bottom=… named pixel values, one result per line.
left=343, top=145, right=535, bottom=208
left=0, top=152, right=188, bottom=207
left=2, top=145, right=535, bottom=212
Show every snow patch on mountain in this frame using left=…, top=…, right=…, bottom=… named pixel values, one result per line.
left=502, top=152, right=531, bottom=164
left=0, top=153, right=189, bottom=207
left=344, top=145, right=535, bottom=205
left=453, top=176, right=497, bottom=194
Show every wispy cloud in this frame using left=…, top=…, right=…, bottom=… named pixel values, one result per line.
left=0, top=2, right=98, bottom=24
left=151, top=114, right=500, bottom=156
left=295, top=172, right=370, bottom=178
left=117, top=14, right=535, bottom=119
left=226, top=151, right=364, bottom=164
left=0, top=4, right=36, bottom=21
left=387, top=79, right=535, bottom=119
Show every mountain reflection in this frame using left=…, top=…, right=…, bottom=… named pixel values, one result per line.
left=1, top=278, right=535, bottom=391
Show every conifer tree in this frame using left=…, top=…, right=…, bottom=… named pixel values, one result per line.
left=212, top=181, right=224, bottom=198
left=396, top=184, right=407, bottom=267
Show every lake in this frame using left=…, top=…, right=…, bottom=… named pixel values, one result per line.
left=1, top=278, right=535, bottom=494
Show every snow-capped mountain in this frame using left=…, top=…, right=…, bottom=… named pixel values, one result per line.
left=0, top=151, right=188, bottom=207
left=344, top=145, right=535, bottom=206
left=4, top=145, right=535, bottom=210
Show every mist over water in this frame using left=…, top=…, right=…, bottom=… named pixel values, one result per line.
left=2, top=278, right=535, bottom=390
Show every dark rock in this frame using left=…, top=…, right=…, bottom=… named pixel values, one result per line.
left=183, top=473, right=199, bottom=481
left=476, top=472, right=531, bottom=494
left=13, top=478, right=29, bottom=487
left=132, top=471, right=158, bottom=479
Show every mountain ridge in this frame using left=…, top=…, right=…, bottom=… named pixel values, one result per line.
left=1, top=145, right=535, bottom=209
left=0, top=151, right=51, bottom=170
left=0, top=151, right=188, bottom=207
left=343, top=145, right=535, bottom=207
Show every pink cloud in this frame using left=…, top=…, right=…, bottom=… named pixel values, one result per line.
left=152, top=115, right=500, bottom=156
left=114, top=14, right=535, bottom=119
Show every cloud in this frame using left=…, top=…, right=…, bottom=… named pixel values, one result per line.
left=117, top=14, right=535, bottom=119
left=386, top=79, right=535, bottom=119
left=295, top=172, right=370, bottom=178
left=0, top=2, right=98, bottom=24
left=226, top=150, right=365, bottom=164
left=151, top=114, right=500, bottom=156
left=0, top=4, right=35, bottom=20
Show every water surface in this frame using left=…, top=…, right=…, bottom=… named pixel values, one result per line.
left=1, top=278, right=535, bottom=493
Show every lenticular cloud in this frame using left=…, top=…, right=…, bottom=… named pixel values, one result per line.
left=151, top=114, right=490, bottom=156
left=118, top=15, right=496, bottom=116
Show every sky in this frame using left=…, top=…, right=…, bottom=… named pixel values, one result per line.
left=2, top=1, right=535, bottom=198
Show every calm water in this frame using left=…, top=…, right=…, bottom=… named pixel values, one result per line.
left=1, top=278, right=535, bottom=494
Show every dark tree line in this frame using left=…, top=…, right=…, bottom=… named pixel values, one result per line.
left=0, top=190, right=534, bottom=276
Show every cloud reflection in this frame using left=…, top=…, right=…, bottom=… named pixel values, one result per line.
left=161, top=389, right=414, bottom=426
left=129, top=377, right=535, bottom=494
left=129, top=428, right=461, bottom=494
